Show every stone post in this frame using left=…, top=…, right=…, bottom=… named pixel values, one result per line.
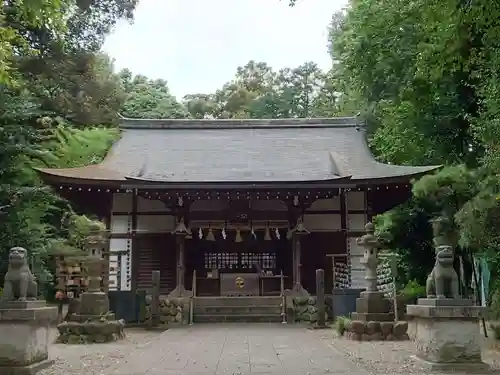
left=149, top=270, right=161, bottom=329
left=0, top=247, right=57, bottom=374
left=406, top=242, right=489, bottom=371
left=357, top=222, right=381, bottom=294
left=168, top=218, right=193, bottom=298
left=289, top=218, right=309, bottom=296
left=314, top=269, right=327, bottom=328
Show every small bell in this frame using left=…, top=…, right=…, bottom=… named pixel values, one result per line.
left=264, top=224, right=272, bottom=241
left=235, top=228, right=243, bottom=243
left=222, top=228, right=227, bottom=240
left=206, top=227, right=215, bottom=241
left=275, top=228, right=280, bottom=240
left=198, top=228, right=203, bottom=239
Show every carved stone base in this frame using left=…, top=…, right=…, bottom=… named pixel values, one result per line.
left=289, top=282, right=309, bottom=297
left=407, top=300, right=488, bottom=369
left=0, top=358, right=54, bottom=375
left=168, top=285, right=193, bottom=298
left=0, top=304, right=57, bottom=375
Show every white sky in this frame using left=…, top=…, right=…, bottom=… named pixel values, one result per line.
left=102, top=0, right=348, bottom=99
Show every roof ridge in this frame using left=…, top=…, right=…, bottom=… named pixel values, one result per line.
left=118, top=115, right=365, bottom=130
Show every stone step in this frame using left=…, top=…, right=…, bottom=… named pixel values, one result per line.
left=194, top=313, right=283, bottom=323
left=193, top=296, right=283, bottom=307
left=194, top=305, right=282, bottom=315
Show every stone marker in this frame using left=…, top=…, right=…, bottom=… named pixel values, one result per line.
left=148, top=270, right=161, bottom=329
left=406, top=244, right=490, bottom=371
left=313, top=269, right=327, bottom=328
left=0, top=247, right=57, bottom=374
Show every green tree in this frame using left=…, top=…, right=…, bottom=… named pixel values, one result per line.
left=120, top=72, right=188, bottom=119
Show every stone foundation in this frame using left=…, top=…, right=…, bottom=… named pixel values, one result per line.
left=407, top=298, right=490, bottom=371
left=292, top=297, right=332, bottom=323
left=56, top=318, right=125, bottom=344
left=145, top=296, right=189, bottom=326
left=0, top=301, right=57, bottom=374
left=344, top=320, right=409, bottom=341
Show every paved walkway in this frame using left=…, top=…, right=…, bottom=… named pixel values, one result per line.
left=105, top=324, right=368, bottom=375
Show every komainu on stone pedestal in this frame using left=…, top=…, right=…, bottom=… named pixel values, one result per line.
left=2, top=247, right=38, bottom=302
left=425, top=245, right=459, bottom=299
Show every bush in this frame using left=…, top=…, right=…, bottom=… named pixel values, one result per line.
left=400, top=280, right=426, bottom=301
left=334, top=316, right=351, bottom=336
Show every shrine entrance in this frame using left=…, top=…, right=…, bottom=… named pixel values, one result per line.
left=185, top=233, right=292, bottom=297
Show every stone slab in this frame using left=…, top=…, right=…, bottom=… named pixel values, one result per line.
left=0, top=307, right=58, bottom=324
left=0, top=301, right=47, bottom=310
left=417, top=298, right=473, bottom=307
left=412, top=316, right=485, bottom=366
left=410, top=355, right=492, bottom=372
left=355, top=296, right=390, bottom=314
left=407, top=304, right=485, bottom=319
left=0, top=358, right=54, bottom=375
left=350, top=312, right=394, bottom=322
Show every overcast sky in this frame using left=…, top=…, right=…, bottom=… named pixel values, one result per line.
left=102, top=0, right=348, bottom=99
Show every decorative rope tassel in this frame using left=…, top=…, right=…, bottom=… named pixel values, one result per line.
left=250, top=227, right=256, bottom=239
left=206, top=227, right=215, bottom=241
left=198, top=228, right=203, bottom=239
left=275, top=228, right=280, bottom=240
left=264, top=224, right=272, bottom=241
left=235, top=228, right=243, bottom=243
left=221, top=227, right=227, bottom=240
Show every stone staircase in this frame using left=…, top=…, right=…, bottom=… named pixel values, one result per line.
left=193, top=296, right=284, bottom=323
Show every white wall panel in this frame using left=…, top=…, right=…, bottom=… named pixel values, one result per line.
left=137, top=215, right=175, bottom=232
left=303, top=214, right=341, bottom=231
left=348, top=213, right=367, bottom=231
left=348, top=237, right=364, bottom=256
left=112, top=193, right=132, bottom=212
left=346, top=191, right=365, bottom=211
left=110, top=215, right=131, bottom=234
left=308, top=197, right=340, bottom=211
left=138, top=197, right=170, bottom=212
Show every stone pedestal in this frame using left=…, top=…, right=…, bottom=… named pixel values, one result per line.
left=344, top=291, right=408, bottom=341
left=0, top=301, right=57, bottom=375
left=407, top=298, right=490, bottom=371
left=350, top=291, right=393, bottom=322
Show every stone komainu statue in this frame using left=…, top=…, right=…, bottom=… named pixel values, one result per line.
left=426, top=245, right=460, bottom=299
left=2, top=247, right=38, bottom=301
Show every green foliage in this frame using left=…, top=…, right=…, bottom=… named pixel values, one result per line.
left=334, top=316, right=350, bottom=336
left=400, top=280, right=426, bottom=300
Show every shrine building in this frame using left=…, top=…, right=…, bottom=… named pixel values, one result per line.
left=38, top=117, right=438, bottom=300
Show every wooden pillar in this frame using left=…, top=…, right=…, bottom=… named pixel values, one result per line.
left=287, top=195, right=310, bottom=297
left=168, top=197, right=193, bottom=298
left=130, top=190, right=138, bottom=292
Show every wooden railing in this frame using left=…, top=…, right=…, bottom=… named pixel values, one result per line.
left=189, top=269, right=196, bottom=324
left=280, top=270, right=287, bottom=324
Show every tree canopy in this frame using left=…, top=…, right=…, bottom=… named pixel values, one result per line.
left=3, top=0, right=500, bottom=302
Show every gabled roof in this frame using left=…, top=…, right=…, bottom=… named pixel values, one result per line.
left=37, top=116, right=440, bottom=186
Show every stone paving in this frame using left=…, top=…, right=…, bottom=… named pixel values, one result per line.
left=109, top=324, right=366, bottom=375
left=43, top=324, right=369, bottom=375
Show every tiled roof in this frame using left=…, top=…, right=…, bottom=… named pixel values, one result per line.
left=37, top=117, right=439, bottom=184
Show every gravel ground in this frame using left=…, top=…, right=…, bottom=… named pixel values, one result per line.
left=38, top=328, right=163, bottom=375
left=315, top=330, right=500, bottom=375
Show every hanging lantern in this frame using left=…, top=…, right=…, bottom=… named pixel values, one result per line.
left=235, top=228, right=243, bottom=243
left=264, top=224, right=272, bottom=241
left=206, top=226, right=215, bottom=241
